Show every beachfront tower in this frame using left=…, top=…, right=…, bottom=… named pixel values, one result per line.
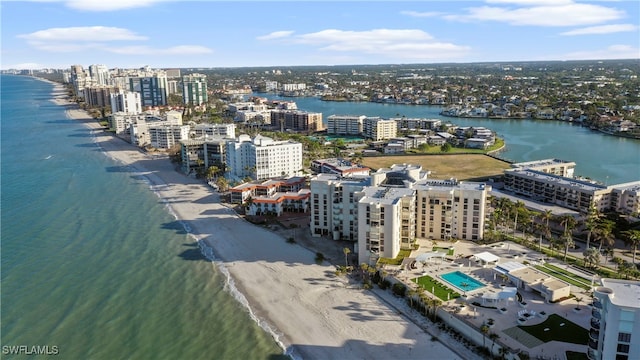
left=225, top=134, right=302, bottom=181
left=129, top=74, right=168, bottom=107
left=110, top=91, right=142, bottom=115
left=357, top=186, right=416, bottom=265
left=182, top=73, right=208, bottom=106
left=309, top=174, right=371, bottom=241
left=589, top=279, right=640, bottom=360
left=414, top=179, right=491, bottom=242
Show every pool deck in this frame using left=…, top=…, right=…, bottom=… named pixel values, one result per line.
left=385, top=238, right=593, bottom=359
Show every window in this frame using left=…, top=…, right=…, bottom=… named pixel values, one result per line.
left=618, top=333, right=631, bottom=343
left=617, top=344, right=630, bottom=353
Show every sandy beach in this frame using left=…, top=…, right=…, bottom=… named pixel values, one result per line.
left=49, top=84, right=465, bottom=359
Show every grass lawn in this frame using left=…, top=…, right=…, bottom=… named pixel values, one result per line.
left=361, top=154, right=510, bottom=181
left=519, top=314, right=588, bottom=345
left=533, top=264, right=591, bottom=290
left=378, top=249, right=412, bottom=266
left=414, top=275, right=461, bottom=301
left=433, top=246, right=455, bottom=256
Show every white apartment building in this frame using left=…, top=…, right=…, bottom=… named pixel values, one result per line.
left=192, top=123, right=236, bottom=139
left=89, top=64, right=109, bottom=86
left=109, top=112, right=146, bottom=136
left=414, top=180, right=491, bottom=242
left=281, top=83, right=306, bottom=91
left=326, top=115, right=366, bottom=135
left=363, top=117, right=397, bottom=140
left=225, top=134, right=302, bottom=181
left=609, top=182, right=640, bottom=216
left=589, top=279, right=640, bottom=360
left=148, top=124, right=190, bottom=150
left=110, top=91, right=142, bottom=115
left=310, top=163, right=491, bottom=263
left=504, top=169, right=611, bottom=213
left=310, top=174, right=371, bottom=240
left=357, top=186, right=416, bottom=265
left=511, top=159, right=576, bottom=178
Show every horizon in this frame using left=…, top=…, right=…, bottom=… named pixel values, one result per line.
left=2, top=1, right=639, bottom=70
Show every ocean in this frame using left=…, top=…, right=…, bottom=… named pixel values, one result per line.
left=0, top=75, right=285, bottom=359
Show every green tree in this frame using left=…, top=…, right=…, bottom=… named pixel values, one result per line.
left=622, top=230, right=640, bottom=265
left=583, top=205, right=600, bottom=250
left=480, top=324, right=490, bottom=349
left=583, top=247, right=600, bottom=269
left=440, top=143, right=452, bottom=152
left=559, top=214, right=577, bottom=262
left=343, top=247, right=351, bottom=267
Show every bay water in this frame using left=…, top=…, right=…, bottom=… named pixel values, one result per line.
left=1, top=75, right=285, bottom=359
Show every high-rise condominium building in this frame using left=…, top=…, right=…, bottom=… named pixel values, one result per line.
left=225, top=134, right=302, bottom=181
left=589, top=279, right=640, bottom=360
left=89, top=64, right=109, bottom=86
left=110, top=91, right=142, bottom=114
left=182, top=73, right=208, bottom=106
left=129, top=74, right=168, bottom=107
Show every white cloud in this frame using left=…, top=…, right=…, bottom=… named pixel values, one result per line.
left=560, top=24, right=638, bottom=36
left=560, top=44, right=640, bottom=60
left=485, top=0, right=573, bottom=5
left=107, top=45, right=213, bottom=55
left=446, top=1, right=625, bottom=26
left=29, top=0, right=168, bottom=11
left=259, top=28, right=470, bottom=60
left=256, top=31, right=295, bottom=41
left=400, top=11, right=443, bottom=18
left=18, top=26, right=147, bottom=42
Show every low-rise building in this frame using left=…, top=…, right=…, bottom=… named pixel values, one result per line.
left=310, top=158, right=370, bottom=177
left=326, top=115, right=366, bottom=135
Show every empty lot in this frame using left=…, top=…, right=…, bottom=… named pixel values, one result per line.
left=361, top=154, right=511, bottom=181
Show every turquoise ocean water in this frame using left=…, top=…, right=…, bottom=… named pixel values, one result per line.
left=1, top=75, right=285, bottom=359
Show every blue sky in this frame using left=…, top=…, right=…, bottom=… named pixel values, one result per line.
left=2, top=0, right=639, bottom=70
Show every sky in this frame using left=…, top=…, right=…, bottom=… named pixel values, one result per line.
left=1, top=0, right=639, bottom=70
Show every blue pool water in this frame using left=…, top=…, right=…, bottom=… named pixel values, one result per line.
left=441, top=271, right=486, bottom=292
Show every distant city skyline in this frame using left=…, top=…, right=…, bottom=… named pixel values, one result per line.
left=2, top=0, right=639, bottom=70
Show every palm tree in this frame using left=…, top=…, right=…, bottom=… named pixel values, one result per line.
left=512, top=200, right=525, bottom=236
left=593, top=219, right=615, bottom=253
left=622, top=230, right=640, bottom=265
left=583, top=247, right=600, bottom=269
left=343, top=247, right=351, bottom=267
left=583, top=205, right=600, bottom=250
left=541, top=209, right=554, bottom=244
left=489, top=332, right=500, bottom=355
left=480, top=324, right=490, bottom=349
left=559, top=214, right=577, bottom=262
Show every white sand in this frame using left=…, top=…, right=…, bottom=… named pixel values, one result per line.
left=54, top=88, right=464, bottom=359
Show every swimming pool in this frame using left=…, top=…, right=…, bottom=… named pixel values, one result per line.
left=441, top=271, right=486, bottom=292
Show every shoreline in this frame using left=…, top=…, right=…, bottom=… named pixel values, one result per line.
left=46, top=82, right=464, bottom=358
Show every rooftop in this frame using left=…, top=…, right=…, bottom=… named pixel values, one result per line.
left=599, top=278, right=640, bottom=308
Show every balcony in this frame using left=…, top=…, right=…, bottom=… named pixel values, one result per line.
left=591, top=309, right=601, bottom=320
left=587, top=349, right=597, bottom=360
left=589, top=328, right=599, bottom=341
left=590, top=319, right=600, bottom=330
left=588, top=339, right=598, bottom=350
left=592, top=299, right=602, bottom=309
